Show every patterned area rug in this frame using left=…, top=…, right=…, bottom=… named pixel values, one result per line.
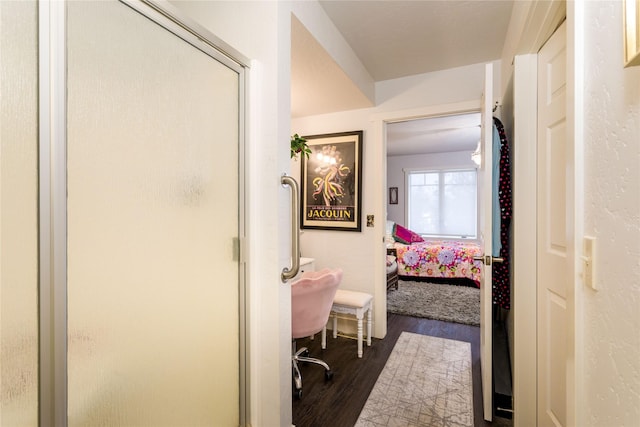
left=387, top=280, right=480, bottom=326
left=355, top=332, right=473, bottom=427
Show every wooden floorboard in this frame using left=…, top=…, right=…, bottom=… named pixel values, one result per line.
left=292, top=313, right=513, bottom=427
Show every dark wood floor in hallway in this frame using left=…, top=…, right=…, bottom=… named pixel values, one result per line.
left=292, top=313, right=513, bottom=427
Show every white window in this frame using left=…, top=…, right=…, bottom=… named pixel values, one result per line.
left=406, top=169, right=477, bottom=238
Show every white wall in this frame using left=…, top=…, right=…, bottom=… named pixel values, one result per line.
left=290, top=1, right=374, bottom=104
left=293, top=60, right=501, bottom=340
left=291, top=108, right=381, bottom=335
left=580, top=1, right=640, bottom=425
left=377, top=61, right=501, bottom=108
left=386, top=151, right=477, bottom=226
left=168, top=2, right=291, bottom=426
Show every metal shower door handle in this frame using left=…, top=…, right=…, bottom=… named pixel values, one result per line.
left=281, top=175, right=300, bottom=281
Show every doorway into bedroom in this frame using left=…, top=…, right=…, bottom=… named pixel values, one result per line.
left=383, top=106, right=514, bottom=424
left=385, top=112, right=483, bottom=326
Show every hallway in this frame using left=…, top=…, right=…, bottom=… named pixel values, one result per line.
left=292, top=314, right=513, bottom=427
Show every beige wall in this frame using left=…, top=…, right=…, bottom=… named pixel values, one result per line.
left=580, top=1, right=640, bottom=425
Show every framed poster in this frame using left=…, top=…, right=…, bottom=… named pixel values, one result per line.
left=300, top=131, right=363, bottom=231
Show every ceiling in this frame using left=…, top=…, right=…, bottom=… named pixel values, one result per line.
left=386, top=113, right=481, bottom=156
left=291, top=0, right=514, bottom=155
left=318, top=0, right=514, bottom=82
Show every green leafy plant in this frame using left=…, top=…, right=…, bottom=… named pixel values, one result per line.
left=291, top=133, right=311, bottom=159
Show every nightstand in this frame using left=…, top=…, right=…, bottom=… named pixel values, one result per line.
left=386, top=248, right=399, bottom=291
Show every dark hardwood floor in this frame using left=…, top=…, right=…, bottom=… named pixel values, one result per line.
left=292, top=313, right=513, bottom=427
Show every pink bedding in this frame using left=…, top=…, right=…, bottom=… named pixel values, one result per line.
left=394, top=240, right=483, bottom=287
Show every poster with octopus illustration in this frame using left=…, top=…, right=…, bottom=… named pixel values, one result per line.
left=300, top=131, right=363, bottom=231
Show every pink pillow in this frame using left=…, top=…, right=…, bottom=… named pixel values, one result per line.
left=392, top=223, right=424, bottom=244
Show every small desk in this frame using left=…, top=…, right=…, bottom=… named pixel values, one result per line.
left=292, top=257, right=315, bottom=282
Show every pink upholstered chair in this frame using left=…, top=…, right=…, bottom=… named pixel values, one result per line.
left=291, top=268, right=342, bottom=399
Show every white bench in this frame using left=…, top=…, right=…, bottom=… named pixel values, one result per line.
left=323, top=289, right=373, bottom=358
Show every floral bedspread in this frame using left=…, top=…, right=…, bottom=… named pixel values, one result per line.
left=394, top=240, right=483, bottom=287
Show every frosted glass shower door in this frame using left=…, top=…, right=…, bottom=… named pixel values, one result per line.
left=66, top=2, right=241, bottom=425
left=0, top=1, right=39, bottom=424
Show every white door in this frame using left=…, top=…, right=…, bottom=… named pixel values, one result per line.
left=479, top=62, right=494, bottom=422
left=537, top=21, right=571, bottom=427
left=43, top=1, right=245, bottom=425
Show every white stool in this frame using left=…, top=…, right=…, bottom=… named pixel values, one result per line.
left=325, top=289, right=373, bottom=358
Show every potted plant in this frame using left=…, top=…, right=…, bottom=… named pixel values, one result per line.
left=291, top=133, right=311, bottom=159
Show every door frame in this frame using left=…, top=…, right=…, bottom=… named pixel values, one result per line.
left=37, top=1, right=250, bottom=425
left=512, top=2, right=584, bottom=426
left=371, top=99, right=483, bottom=339
left=375, top=95, right=497, bottom=421
left=512, top=53, right=539, bottom=425
left=479, top=62, right=494, bottom=422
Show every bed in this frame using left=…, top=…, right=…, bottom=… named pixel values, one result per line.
left=386, top=222, right=483, bottom=287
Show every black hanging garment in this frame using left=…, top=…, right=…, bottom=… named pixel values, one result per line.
left=492, top=117, right=512, bottom=310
